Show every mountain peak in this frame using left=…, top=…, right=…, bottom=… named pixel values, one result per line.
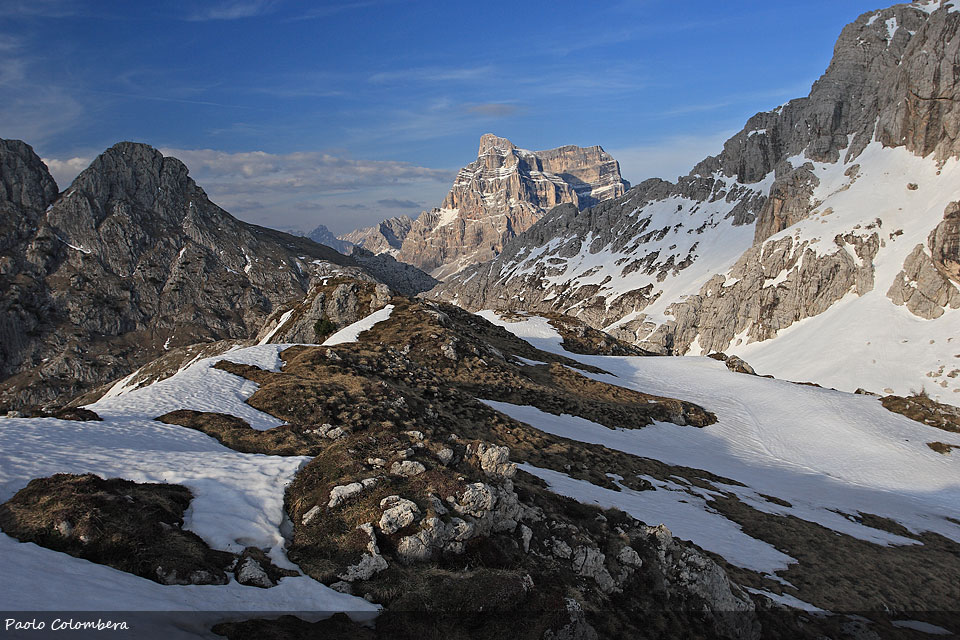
left=478, top=133, right=516, bottom=155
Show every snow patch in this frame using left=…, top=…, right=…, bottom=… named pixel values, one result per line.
left=323, top=305, right=395, bottom=346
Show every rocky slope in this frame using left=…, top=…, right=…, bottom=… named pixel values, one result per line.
left=3, top=284, right=958, bottom=638
left=432, top=0, right=960, bottom=400
left=0, top=141, right=419, bottom=412
left=354, top=134, right=628, bottom=280
left=338, top=215, right=413, bottom=256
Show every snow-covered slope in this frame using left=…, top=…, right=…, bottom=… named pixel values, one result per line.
left=480, top=312, right=960, bottom=579
left=432, top=0, right=960, bottom=401
left=726, top=144, right=960, bottom=396
left=0, top=344, right=378, bottom=631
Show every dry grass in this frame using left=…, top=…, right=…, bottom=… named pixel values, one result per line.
left=927, top=441, right=958, bottom=454
left=156, top=409, right=327, bottom=456
left=881, top=394, right=960, bottom=433
left=0, top=473, right=233, bottom=584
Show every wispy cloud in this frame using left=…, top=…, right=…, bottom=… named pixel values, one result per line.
left=467, top=103, right=522, bottom=118
left=368, top=65, right=495, bottom=84
left=0, top=38, right=84, bottom=146
left=161, top=148, right=454, bottom=195
left=84, top=88, right=264, bottom=111
left=376, top=198, right=420, bottom=209
left=186, top=0, right=279, bottom=21
left=288, top=0, right=403, bottom=21
left=0, top=0, right=77, bottom=18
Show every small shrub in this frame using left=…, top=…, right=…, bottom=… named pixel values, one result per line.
left=314, top=316, right=337, bottom=341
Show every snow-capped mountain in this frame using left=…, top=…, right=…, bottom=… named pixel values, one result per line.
left=432, top=0, right=960, bottom=400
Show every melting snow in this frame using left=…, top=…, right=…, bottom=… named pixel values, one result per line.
left=481, top=313, right=960, bottom=575
left=323, top=305, right=395, bottom=346
left=0, top=343, right=379, bottom=623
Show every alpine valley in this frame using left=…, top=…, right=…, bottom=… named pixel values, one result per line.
left=0, top=1, right=959, bottom=640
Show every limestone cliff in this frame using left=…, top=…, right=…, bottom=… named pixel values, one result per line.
left=361, top=134, right=628, bottom=279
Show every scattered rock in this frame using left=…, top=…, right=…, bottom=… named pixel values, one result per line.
left=338, top=523, right=388, bottom=582
left=379, top=496, right=420, bottom=535
left=472, top=442, right=517, bottom=478
left=390, top=460, right=426, bottom=477
left=328, top=482, right=365, bottom=508
left=301, top=505, right=321, bottom=526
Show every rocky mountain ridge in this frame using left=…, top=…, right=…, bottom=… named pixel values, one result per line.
left=0, top=141, right=432, bottom=412
left=307, top=223, right=353, bottom=254
left=338, top=215, right=413, bottom=257
left=431, top=0, right=960, bottom=400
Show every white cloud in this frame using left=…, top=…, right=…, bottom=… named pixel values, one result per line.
left=161, top=148, right=454, bottom=195
left=41, top=155, right=91, bottom=188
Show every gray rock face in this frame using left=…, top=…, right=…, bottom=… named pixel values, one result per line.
left=644, top=524, right=754, bottom=638
left=431, top=2, right=959, bottom=361
left=929, top=201, right=960, bottom=286
left=307, top=223, right=353, bottom=254
left=0, top=139, right=58, bottom=253
left=255, top=277, right=393, bottom=344
left=349, top=248, right=439, bottom=296
left=0, top=141, right=358, bottom=411
left=661, top=230, right=880, bottom=355
left=390, top=134, right=628, bottom=278
left=339, top=215, right=413, bottom=256
left=887, top=201, right=960, bottom=319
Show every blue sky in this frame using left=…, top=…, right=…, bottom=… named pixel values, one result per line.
left=2, top=0, right=885, bottom=235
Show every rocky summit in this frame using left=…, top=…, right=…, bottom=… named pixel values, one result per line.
left=0, top=141, right=434, bottom=412
left=432, top=0, right=960, bottom=402
left=345, top=134, right=628, bottom=280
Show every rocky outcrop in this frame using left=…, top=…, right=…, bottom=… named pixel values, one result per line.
left=888, top=246, right=960, bottom=319
left=929, top=201, right=960, bottom=285
left=0, top=141, right=358, bottom=411
left=886, top=200, right=960, bottom=319
left=339, top=215, right=413, bottom=256
left=255, top=276, right=394, bottom=344
left=388, top=134, right=628, bottom=279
